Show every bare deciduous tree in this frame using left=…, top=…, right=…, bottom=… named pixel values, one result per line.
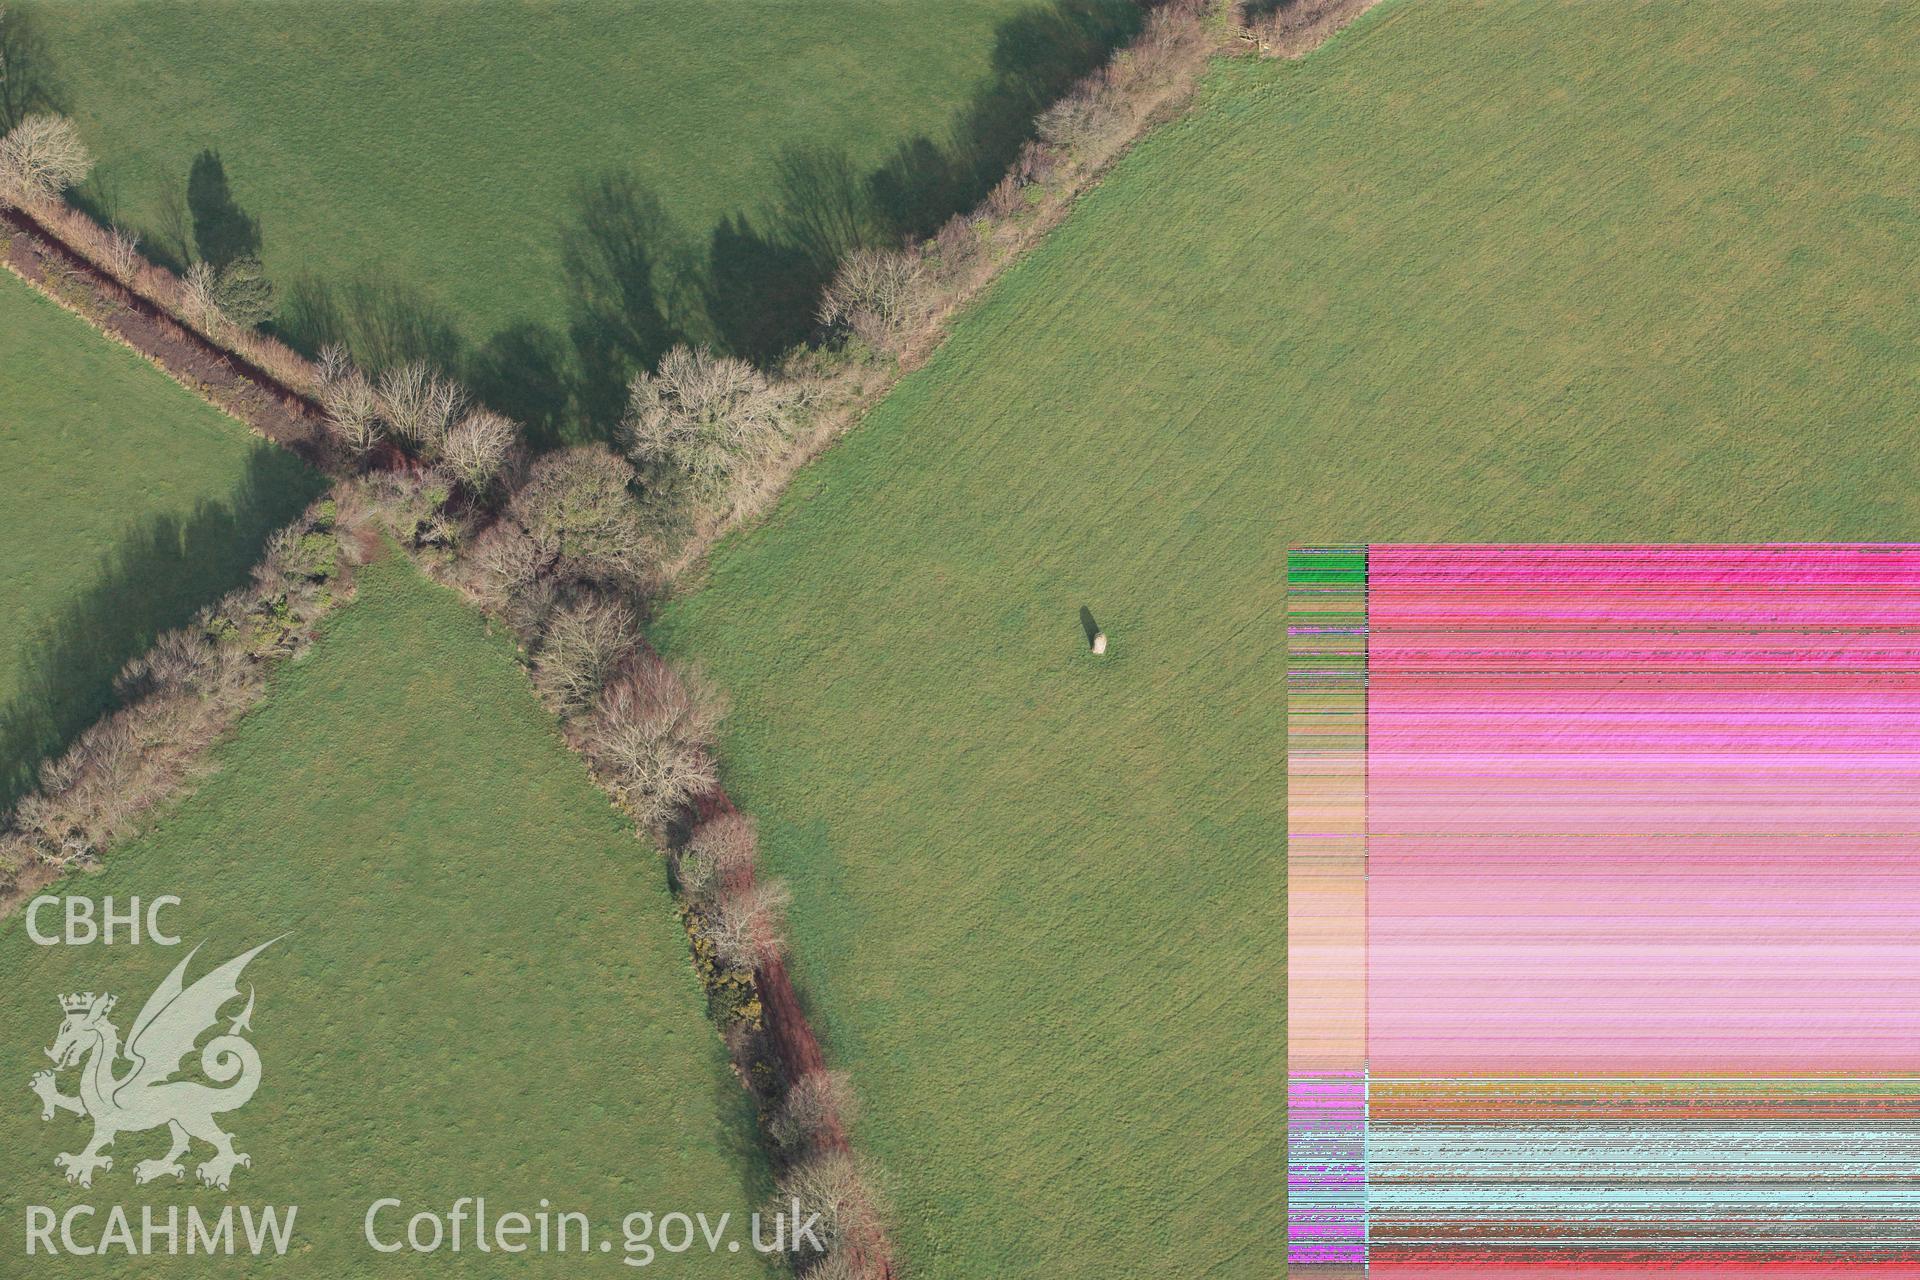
left=676, top=810, right=758, bottom=899
left=1035, top=85, right=1121, bottom=153
left=534, top=593, right=637, bottom=716
left=932, top=214, right=978, bottom=270
left=316, top=343, right=351, bottom=387
left=507, top=446, right=655, bottom=583
left=326, top=376, right=382, bottom=456
left=702, top=877, right=790, bottom=970
left=99, top=226, right=140, bottom=283
left=113, top=627, right=243, bottom=705
left=0, top=112, right=91, bottom=203
left=14, top=717, right=140, bottom=866
left=982, top=172, right=1025, bottom=219
left=463, top=524, right=557, bottom=637
left=817, top=247, right=924, bottom=345
left=316, top=345, right=383, bottom=457
left=586, top=659, right=724, bottom=826
left=622, top=345, right=796, bottom=507
left=178, top=260, right=225, bottom=331
left=770, top=1069, right=859, bottom=1151
left=378, top=361, right=467, bottom=451
left=439, top=409, right=517, bottom=491
left=776, top=1151, right=881, bottom=1255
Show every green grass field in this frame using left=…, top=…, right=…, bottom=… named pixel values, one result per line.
left=0, top=555, right=775, bottom=1275
left=654, top=2, right=1920, bottom=1275
left=24, top=0, right=1135, bottom=436
left=0, top=268, right=321, bottom=809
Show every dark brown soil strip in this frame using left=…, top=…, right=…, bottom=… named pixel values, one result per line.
left=692, top=784, right=893, bottom=1276
left=2, top=204, right=337, bottom=472
left=694, top=785, right=837, bottom=1091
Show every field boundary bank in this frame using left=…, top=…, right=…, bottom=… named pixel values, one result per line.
left=1, top=203, right=336, bottom=469
left=2, top=0, right=1383, bottom=569
left=0, top=488, right=888, bottom=1271
left=666, top=0, right=1228, bottom=576
left=1, top=13, right=1235, bottom=1274
left=1236, top=0, right=1382, bottom=57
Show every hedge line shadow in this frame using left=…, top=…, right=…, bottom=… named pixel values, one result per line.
left=0, top=445, right=325, bottom=809
left=270, top=0, right=1139, bottom=449
left=44, top=1, right=1134, bottom=445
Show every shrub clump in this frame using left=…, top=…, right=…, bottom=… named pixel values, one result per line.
left=506, top=446, right=656, bottom=586
left=699, top=877, right=790, bottom=971
left=775, top=1150, right=885, bottom=1272
left=532, top=592, right=638, bottom=717
left=621, top=345, right=797, bottom=519
left=583, top=657, right=723, bottom=828
left=817, top=247, right=925, bottom=352
left=675, top=810, right=758, bottom=899
left=769, top=1069, right=859, bottom=1152
left=0, top=113, right=92, bottom=204
left=662, top=811, right=764, bottom=1027
left=462, top=521, right=558, bottom=636
left=211, top=255, right=274, bottom=329
left=1237, top=0, right=1378, bottom=58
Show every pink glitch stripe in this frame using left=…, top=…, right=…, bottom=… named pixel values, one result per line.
left=1365, top=544, right=1920, bottom=1078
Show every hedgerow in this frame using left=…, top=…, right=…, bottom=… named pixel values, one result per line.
left=0, top=493, right=360, bottom=898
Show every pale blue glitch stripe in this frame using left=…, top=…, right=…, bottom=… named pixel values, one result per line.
left=1372, top=1122, right=1920, bottom=1219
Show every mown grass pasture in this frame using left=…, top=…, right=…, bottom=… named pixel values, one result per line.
left=0, top=555, right=775, bottom=1275
left=22, top=0, right=1137, bottom=438
left=0, top=267, right=321, bottom=808
left=654, top=2, right=1920, bottom=1276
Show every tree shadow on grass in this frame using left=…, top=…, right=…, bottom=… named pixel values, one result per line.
left=696, top=0, right=1140, bottom=364
left=0, top=445, right=325, bottom=810
left=865, top=0, right=1142, bottom=243
left=278, top=271, right=468, bottom=374
left=275, top=255, right=614, bottom=454
left=270, top=0, right=1138, bottom=443
left=708, top=1019, right=780, bottom=1209
left=557, top=171, right=691, bottom=433
left=69, top=149, right=265, bottom=279
left=0, top=4, right=65, bottom=132
left=275, top=173, right=695, bottom=451
left=187, top=149, right=262, bottom=270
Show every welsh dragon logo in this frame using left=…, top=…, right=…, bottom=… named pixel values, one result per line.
left=28, top=939, right=277, bottom=1190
